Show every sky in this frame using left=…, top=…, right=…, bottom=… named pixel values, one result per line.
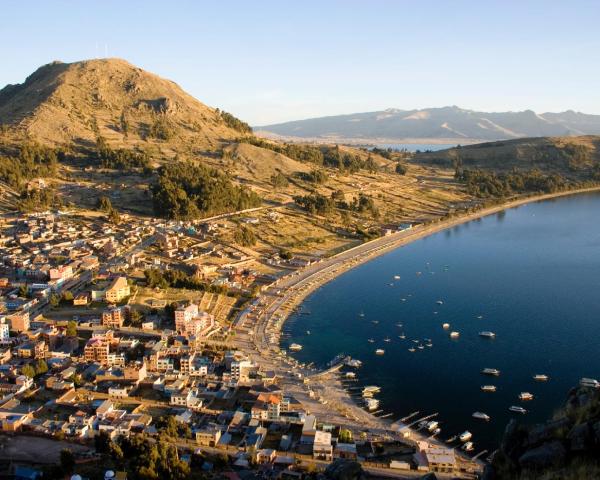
left=1, top=0, right=599, bottom=125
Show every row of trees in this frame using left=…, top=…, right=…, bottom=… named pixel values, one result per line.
left=294, top=192, right=379, bottom=218
left=217, top=109, right=252, bottom=134
left=96, top=136, right=152, bottom=171
left=144, top=268, right=229, bottom=295
left=0, top=142, right=62, bottom=189
left=456, top=168, right=568, bottom=198
left=151, top=161, right=261, bottom=219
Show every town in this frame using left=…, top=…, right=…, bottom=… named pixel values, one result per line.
left=0, top=208, right=483, bottom=479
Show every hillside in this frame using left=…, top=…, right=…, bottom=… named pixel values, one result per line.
left=0, top=58, right=246, bottom=152
left=256, top=107, right=600, bottom=143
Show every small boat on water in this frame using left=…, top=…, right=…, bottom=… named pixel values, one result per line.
left=306, top=330, right=311, bottom=335
left=519, top=392, right=534, bottom=401
left=408, top=348, right=416, bottom=352
left=426, top=342, right=433, bottom=347
left=396, top=323, right=403, bottom=327
left=509, top=406, right=527, bottom=414
left=289, top=343, right=303, bottom=351
left=372, top=320, right=379, bottom=324
left=479, top=331, right=496, bottom=338
left=533, top=374, right=549, bottom=382
left=462, top=441, right=474, bottom=452
left=477, top=315, right=484, bottom=319
left=384, top=337, right=391, bottom=343
left=359, top=311, right=365, bottom=317
left=426, top=421, right=439, bottom=432
left=436, top=300, right=444, bottom=305
left=446, top=435, right=458, bottom=443
left=345, top=372, right=356, bottom=379
left=346, top=359, right=362, bottom=368
left=482, top=368, right=501, bottom=376
left=459, top=431, right=472, bottom=442
left=442, top=323, right=450, bottom=329
left=363, top=385, right=381, bottom=394
left=481, top=385, right=497, bottom=392
left=401, top=298, right=406, bottom=302
left=398, top=334, right=406, bottom=339
left=450, top=331, right=460, bottom=338
left=368, top=338, right=375, bottom=343
left=375, top=349, right=385, bottom=355
left=365, top=398, right=380, bottom=411
left=580, top=378, right=600, bottom=388
left=432, top=428, right=441, bottom=436
left=472, top=411, right=491, bottom=421
left=394, top=275, right=401, bottom=280
left=417, top=344, right=425, bottom=350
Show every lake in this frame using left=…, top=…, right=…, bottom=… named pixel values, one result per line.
left=282, top=191, right=600, bottom=452
left=375, top=143, right=457, bottom=152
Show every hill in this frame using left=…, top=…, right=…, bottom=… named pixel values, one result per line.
left=0, top=58, right=248, bottom=152
left=256, top=106, right=600, bottom=143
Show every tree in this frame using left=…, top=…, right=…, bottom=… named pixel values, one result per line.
left=60, top=448, right=75, bottom=474
left=97, top=196, right=113, bottom=213
left=62, top=290, right=74, bottom=303
left=395, top=163, right=407, bottom=175
left=95, top=430, right=112, bottom=454
left=49, top=294, right=60, bottom=308
left=22, top=364, right=35, bottom=378
left=35, top=359, right=49, bottom=376
left=18, top=285, right=28, bottom=298
left=234, top=225, right=257, bottom=247
left=66, top=320, right=77, bottom=337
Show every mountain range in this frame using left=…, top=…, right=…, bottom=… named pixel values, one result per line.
left=256, top=106, right=600, bottom=143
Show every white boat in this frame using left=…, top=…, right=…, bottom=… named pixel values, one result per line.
left=394, top=275, right=401, bottom=280
left=375, top=349, right=385, bottom=355
left=459, top=431, right=472, bottom=442
left=368, top=338, right=375, bottom=343
left=417, top=344, right=425, bottom=350
left=408, top=348, right=416, bottom=352
left=519, top=392, right=534, bottom=401
left=509, top=406, right=527, bottom=414
left=580, top=378, right=600, bottom=388
left=442, top=323, right=450, bottom=329
left=432, top=428, right=441, bottom=435
left=398, top=334, right=406, bottom=339
left=346, top=359, right=362, bottom=368
left=481, top=385, right=497, bottom=392
left=384, top=337, right=391, bottom=343
left=306, top=330, right=311, bottom=335
left=289, top=343, right=303, bottom=351
left=345, top=372, right=356, bottom=379
left=533, top=374, right=549, bottom=382
left=436, top=300, right=444, bottom=305
left=426, top=421, right=439, bottom=432
left=462, top=441, right=474, bottom=452
left=365, top=398, right=380, bottom=411
left=472, top=412, right=491, bottom=421
left=450, top=331, right=460, bottom=338
left=482, top=368, right=501, bottom=376
left=362, top=386, right=381, bottom=394
left=479, top=331, right=496, bottom=338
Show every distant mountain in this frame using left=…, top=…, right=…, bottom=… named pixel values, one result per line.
left=256, top=106, right=600, bottom=143
left=0, top=58, right=246, bottom=151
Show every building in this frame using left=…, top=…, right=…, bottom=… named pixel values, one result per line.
left=196, top=424, right=222, bottom=447
left=49, top=265, right=73, bottom=282
left=0, top=320, right=9, bottom=342
left=8, top=312, right=29, bottom=333
left=421, top=446, right=457, bottom=473
left=84, top=337, right=110, bottom=365
left=102, top=306, right=128, bottom=329
left=105, top=276, right=130, bottom=303
left=174, top=304, right=199, bottom=332
left=313, top=430, right=333, bottom=461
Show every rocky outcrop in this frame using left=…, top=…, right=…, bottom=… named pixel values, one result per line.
left=489, top=385, right=600, bottom=478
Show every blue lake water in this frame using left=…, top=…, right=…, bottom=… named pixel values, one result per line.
left=282, top=191, right=600, bottom=452
left=375, top=143, right=457, bottom=152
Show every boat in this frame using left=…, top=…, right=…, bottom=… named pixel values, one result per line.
left=417, top=344, right=425, bottom=350
left=580, top=378, right=600, bottom=388
left=459, top=431, right=473, bottom=442
left=509, top=406, right=527, bottom=414
left=345, top=372, right=356, bottom=379
left=384, top=337, right=391, bottom=343
left=426, top=342, right=433, bottom=347
left=398, top=334, right=406, bottom=339
left=462, top=441, right=474, bottom=452
left=394, top=275, right=401, bottom=280
left=416, top=271, right=422, bottom=276
left=306, top=330, right=311, bottom=335
left=362, top=386, right=381, bottom=395
left=479, top=331, right=496, bottom=338
left=346, top=359, right=362, bottom=368
left=446, top=435, right=458, bottom=443
left=289, top=343, right=303, bottom=351
left=481, top=385, right=497, bottom=392
left=450, top=331, right=460, bottom=338
left=372, top=320, right=379, bottom=324
left=533, top=374, right=549, bottom=382
left=477, top=315, right=484, bottom=319
left=432, top=428, right=441, bottom=435
left=368, top=338, right=375, bottom=343
left=396, top=323, right=403, bottom=327
left=401, top=298, right=406, bottom=302
left=408, top=348, right=416, bottom=352
left=442, top=323, right=450, bottom=329
left=375, top=349, right=385, bottom=355
left=365, top=398, right=380, bottom=411
left=482, top=368, right=501, bottom=376
left=359, top=311, right=365, bottom=317
left=426, top=421, right=439, bottom=432
left=436, top=300, right=444, bottom=305
left=519, top=392, right=534, bottom=401
left=472, top=412, right=491, bottom=421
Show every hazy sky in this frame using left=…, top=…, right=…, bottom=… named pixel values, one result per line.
left=1, top=0, right=599, bottom=125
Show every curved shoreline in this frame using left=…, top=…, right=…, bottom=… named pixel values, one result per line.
left=268, top=185, right=600, bottom=344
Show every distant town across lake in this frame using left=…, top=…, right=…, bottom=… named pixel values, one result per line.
left=283, top=191, right=600, bottom=452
